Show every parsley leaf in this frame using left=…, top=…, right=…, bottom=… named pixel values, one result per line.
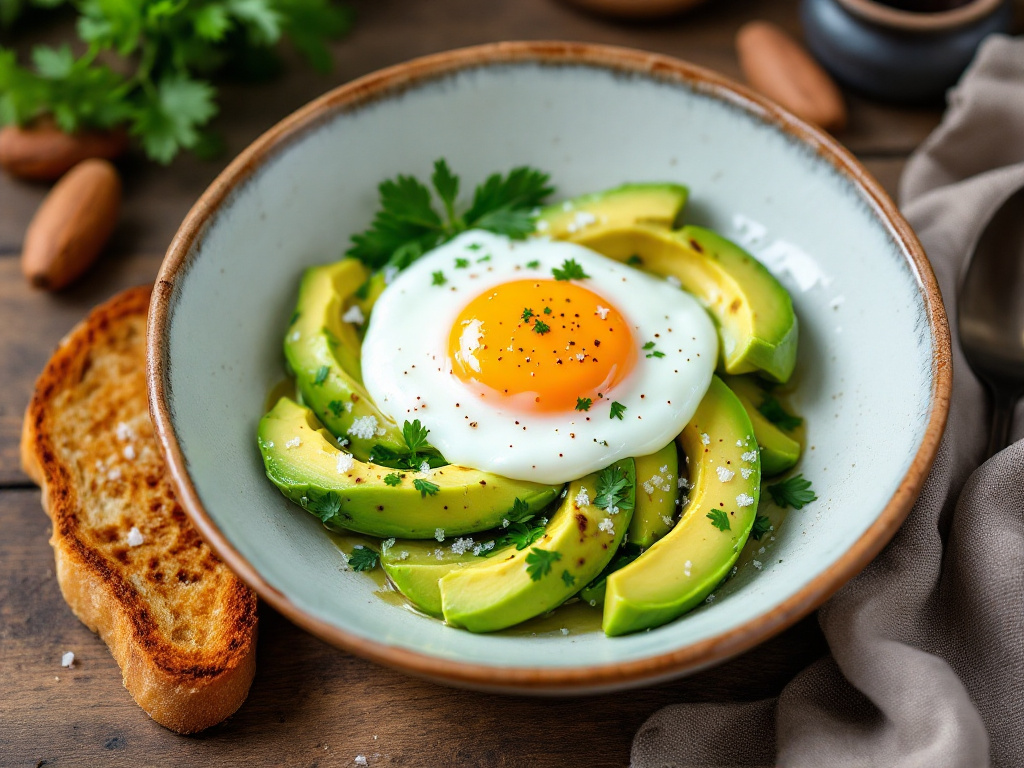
left=327, top=400, right=345, bottom=418
left=595, top=465, right=634, bottom=513
left=532, top=319, right=551, bottom=335
left=758, top=396, right=803, bottom=431
left=525, top=548, right=561, bottom=581
left=348, top=161, right=552, bottom=271
left=431, top=270, right=447, bottom=286
left=455, top=257, right=470, bottom=269
left=507, top=497, right=533, bottom=524
left=304, top=490, right=342, bottom=524
left=768, top=474, right=817, bottom=509
left=526, top=260, right=540, bottom=269
left=751, top=514, right=772, bottom=541
left=521, top=307, right=534, bottom=322
left=506, top=522, right=546, bottom=550
left=543, top=306, right=552, bottom=314
left=384, top=472, right=402, bottom=487
left=643, top=341, right=665, bottom=359
left=348, top=545, right=379, bottom=572
left=413, top=478, right=440, bottom=497
left=313, top=365, right=329, bottom=385
left=609, top=401, right=627, bottom=420
left=552, top=258, right=590, bottom=281
left=707, top=509, right=731, bottom=531
left=561, top=569, right=576, bottom=587
left=575, top=397, right=592, bottom=412
left=626, top=254, right=643, bottom=266
left=402, top=419, right=430, bottom=457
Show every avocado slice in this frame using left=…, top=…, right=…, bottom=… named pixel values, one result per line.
left=535, top=183, right=688, bottom=240
left=721, top=375, right=802, bottom=476
left=628, top=442, right=681, bottom=548
left=284, top=259, right=406, bottom=460
left=381, top=539, right=488, bottom=617
left=603, top=377, right=760, bottom=636
left=439, top=460, right=636, bottom=633
left=259, top=397, right=560, bottom=538
left=570, top=223, right=798, bottom=383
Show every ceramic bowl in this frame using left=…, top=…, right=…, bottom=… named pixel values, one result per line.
left=148, top=41, right=950, bottom=694
left=801, top=0, right=1014, bottom=103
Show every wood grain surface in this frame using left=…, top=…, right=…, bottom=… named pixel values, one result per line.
left=0, top=0, right=941, bottom=765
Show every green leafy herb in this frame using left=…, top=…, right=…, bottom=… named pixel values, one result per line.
left=758, top=397, right=803, bottom=431
left=626, top=254, right=643, bottom=266
left=768, top=474, right=817, bottom=509
left=507, top=523, right=546, bottom=551
left=526, top=260, right=540, bottom=269
left=642, top=341, right=665, bottom=359
left=305, top=490, right=342, bottom=524
left=413, top=478, right=440, bottom=497
left=532, top=319, right=551, bottom=335
left=707, top=509, right=731, bottom=531
left=347, top=159, right=553, bottom=270
left=0, top=2, right=352, bottom=163
left=313, top=365, right=330, bottom=386
left=561, top=569, right=576, bottom=588
left=521, top=307, right=534, bottom=322
left=431, top=270, right=447, bottom=286
left=384, top=472, right=402, bottom=487
left=525, top=548, right=561, bottom=581
left=477, top=254, right=491, bottom=263
left=507, top=497, right=533, bottom=524
left=455, top=257, right=470, bottom=269
left=751, top=514, right=772, bottom=541
left=575, top=397, right=592, bottom=412
left=543, top=306, right=552, bottom=315
left=348, top=545, right=379, bottom=572
left=402, top=420, right=430, bottom=457
left=552, top=258, right=589, bottom=281
left=609, top=401, right=627, bottom=420
left=595, top=465, right=634, bottom=513
left=327, top=400, right=345, bottom=418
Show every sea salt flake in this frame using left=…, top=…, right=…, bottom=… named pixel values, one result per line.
left=342, top=304, right=365, bottom=325
left=752, top=559, right=764, bottom=570
left=127, top=527, right=144, bottom=547
left=661, top=515, right=674, bottom=527
left=450, top=537, right=474, bottom=555
left=740, top=468, right=754, bottom=479
left=122, top=444, right=136, bottom=460
left=741, top=450, right=758, bottom=463
left=348, top=416, right=379, bottom=440
left=285, top=437, right=302, bottom=449
left=598, top=518, right=615, bottom=534
left=574, top=487, right=590, bottom=507
left=595, top=305, right=610, bottom=320
left=398, top=551, right=409, bottom=561
left=665, top=275, right=682, bottom=288
left=434, top=528, right=445, bottom=542
left=433, top=548, right=444, bottom=560
left=736, top=493, right=755, bottom=507
left=336, top=452, right=354, bottom=473
left=355, top=756, right=368, bottom=766
left=61, top=651, right=74, bottom=668
left=560, top=628, right=570, bottom=636
left=701, top=433, right=710, bottom=446
left=716, top=466, right=735, bottom=482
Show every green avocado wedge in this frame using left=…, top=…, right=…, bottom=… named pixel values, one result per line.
left=628, top=442, right=680, bottom=548
left=603, top=377, right=760, bottom=636
left=259, top=397, right=561, bottom=538
left=439, top=460, right=635, bottom=633
left=381, top=539, right=490, bottom=617
left=721, top=375, right=802, bottom=476
left=284, top=259, right=406, bottom=460
left=570, top=223, right=798, bottom=383
left=535, top=183, right=688, bottom=240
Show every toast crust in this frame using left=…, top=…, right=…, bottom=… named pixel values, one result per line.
left=22, top=286, right=257, bottom=734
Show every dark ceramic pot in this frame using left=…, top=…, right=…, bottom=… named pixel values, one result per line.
left=800, top=0, right=1014, bottom=103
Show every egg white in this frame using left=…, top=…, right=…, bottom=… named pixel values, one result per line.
left=361, top=230, right=717, bottom=484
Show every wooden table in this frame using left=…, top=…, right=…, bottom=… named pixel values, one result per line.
left=0, top=1, right=943, bottom=765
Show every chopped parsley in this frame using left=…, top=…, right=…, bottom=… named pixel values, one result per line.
left=348, top=546, right=379, bottom=572
left=626, top=254, right=643, bottom=266
left=609, top=401, right=627, bottom=420
left=561, top=570, right=576, bottom=587
left=347, top=159, right=553, bottom=271
left=642, top=341, right=665, bottom=359
left=369, top=420, right=443, bottom=470
left=575, top=397, right=592, bottom=412
left=532, top=319, right=551, bottom=335
left=507, top=523, right=546, bottom=551
left=402, top=419, right=430, bottom=456
left=768, top=474, right=817, bottom=509
left=304, top=490, right=342, bottom=523
left=384, top=473, right=402, bottom=487
left=521, top=307, right=534, bottom=322
left=543, top=306, right=552, bottom=315
left=552, top=258, right=590, bottom=281
left=313, top=365, right=330, bottom=385
left=327, top=400, right=345, bottom=418
left=477, top=254, right=491, bottom=263
left=594, top=465, right=634, bottom=513
left=758, top=397, right=803, bottom=431
left=431, top=270, right=447, bottom=286
left=413, top=478, right=440, bottom=497
left=454, top=257, right=470, bottom=269
left=526, top=260, right=541, bottom=269
left=707, top=509, right=731, bottom=531
left=485, top=498, right=546, bottom=554
left=507, top=497, right=533, bottom=524
left=525, top=548, right=561, bottom=581
left=751, top=514, right=772, bottom=540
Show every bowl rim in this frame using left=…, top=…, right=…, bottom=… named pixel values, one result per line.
left=147, top=40, right=952, bottom=693
left=835, top=0, right=1004, bottom=32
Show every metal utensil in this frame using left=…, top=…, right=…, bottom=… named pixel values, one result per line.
left=957, top=187, right=1024, bottom=458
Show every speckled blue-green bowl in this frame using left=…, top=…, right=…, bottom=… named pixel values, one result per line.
left=148, top=41, right=950, bottom=694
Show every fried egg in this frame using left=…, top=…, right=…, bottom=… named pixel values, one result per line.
left=361, top=230, right=716, bottom=484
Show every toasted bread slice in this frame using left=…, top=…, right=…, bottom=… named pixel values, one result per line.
left=21, top=285, right=257, bottom=734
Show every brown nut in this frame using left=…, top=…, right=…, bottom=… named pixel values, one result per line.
left=0, top=121, right=128, bottom=181
left=736, top=21, right=847, bottom=133
left=22, top=159, right=122, bottom=291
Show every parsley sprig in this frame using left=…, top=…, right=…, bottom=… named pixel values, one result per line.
left=594, top=465, right=634, bottom=513
left=0, top=1, right=352, bottom=163
left=768, top=474, right=817, bottom=509
left=552, top=258, right=590, bottom=281
left=483, top=498, right=547, bottom=555
left=707, top=509, right=731, bottom=531
left=368, top=419, right=445, bottom=470
left=348, top=545, right=379, bottom=572
left=758, top=396, right=803, bottom=431
left=750, top=514, right=772, bottom=540
left=348, top=159, right=553, bottom=271
left=525, top=548, right=561, bottom=581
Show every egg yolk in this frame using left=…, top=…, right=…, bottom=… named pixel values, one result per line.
left=448, top=279, right=636, bottom=412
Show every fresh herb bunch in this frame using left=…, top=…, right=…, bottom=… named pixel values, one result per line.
left=0, top=0, right=352, bottom=162
left=347, top=159, right=554, bottom=272
left=484, top=498, right=547, bottom=555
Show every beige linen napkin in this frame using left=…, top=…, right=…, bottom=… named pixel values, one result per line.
left=632, top=34, right=1024, bottom=768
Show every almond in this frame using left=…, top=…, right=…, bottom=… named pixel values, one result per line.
left=736, top=21, right=847, bottom=133
left=0, top=121, right=128, bottom=181
left=22, top=159, right=122, bottom=291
